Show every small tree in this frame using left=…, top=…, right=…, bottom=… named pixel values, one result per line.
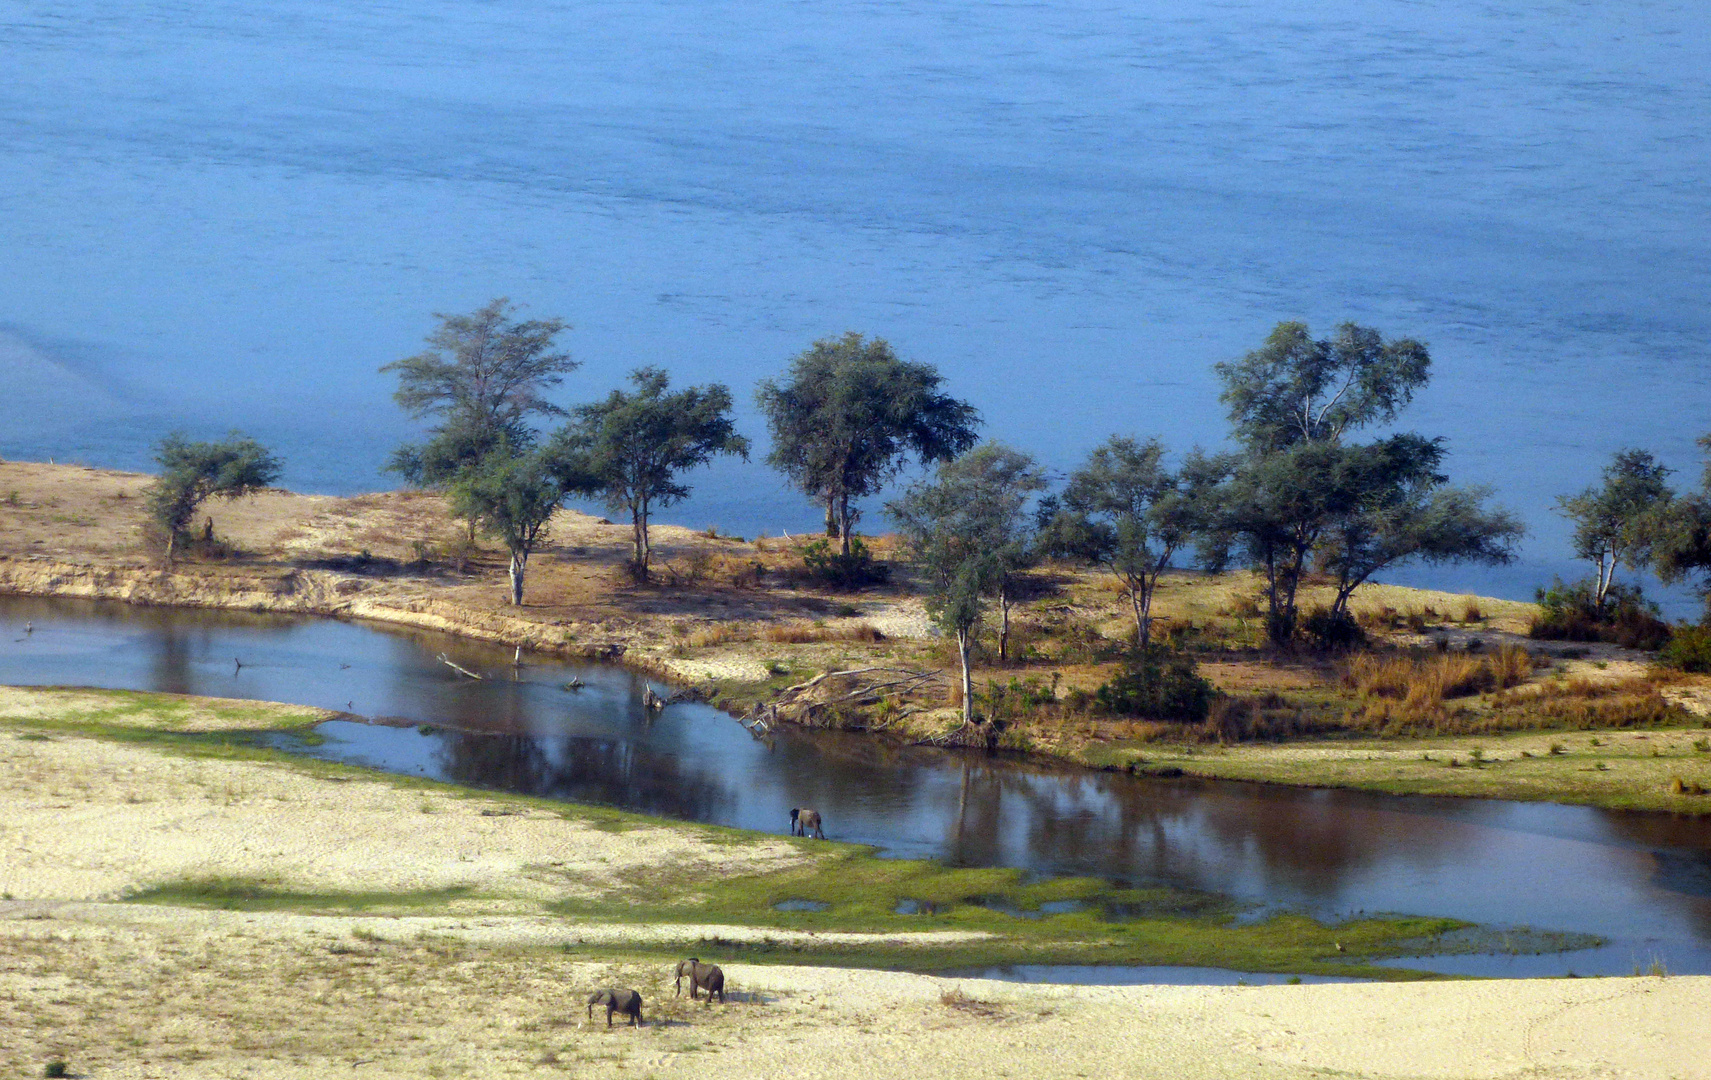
left=146, top=432, right=282, bottom=565
left=888, top=443, right=1040, bottom=723
left=1557, top=448, right=1674, bottom=611
left=1049, top=436, right=1205, bottom=647
left=758, top=332, right=980, bottom=554
left=934, top=443, right=1047, bottom=662
left=447, top=445, right=563, bottom=605
left=550, top=368, right=749, bottom=580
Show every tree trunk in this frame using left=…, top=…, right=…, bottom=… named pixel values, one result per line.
left=1595, top=549, right=1616, bottom=609
left=508, top=549, right=525, bottom=606
left=1127, top=578, right=1146, bottom=647
left=956, top=627, right=975, bottom=726
left=1137, top=578, right=1155, bottom=649
left=632, top=498, right=652, bottom=580
left=164, top=529, right=177, bottom=568
left=838, top=493, right=854, bottom=557
left=998, top=582, right=1012, bottom=664
left=824, top=497, right=839, bottom=539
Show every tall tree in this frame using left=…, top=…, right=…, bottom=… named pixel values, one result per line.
left=1207, top=321, right=1514, bottom=646
left=1047, top=436, right=1208, bottom=647
left=757, top=332, right=980, bottom=555
left=382, top=298, right=576, bottom=535
left=146, top=432, right=282, bottom=566
left=1558, top=448, right=1674, bottom=610
left=549, top=368, right=749, bottom=580
left=446, top=444, right=564, bottom=606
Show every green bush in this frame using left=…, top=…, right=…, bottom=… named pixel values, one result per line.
left=1299, top=606, right=1366, bottom=652
left=1530, top=578, right=1671, bottom=651
left=801, top=536, right=889, bottom=588
left=1661, top=625, right=1711, bottom=673
left=1093, top=646, right=1216, bottom=722
left=981, top=674, right=1061, bottom=723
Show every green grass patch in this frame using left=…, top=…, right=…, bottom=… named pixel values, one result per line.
left=548, top=847, right=1475, bottom=980
left=124, top=876, right=474, bottom=913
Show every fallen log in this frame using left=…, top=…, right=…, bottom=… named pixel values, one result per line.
left=436, top=653, right=484, bottom=680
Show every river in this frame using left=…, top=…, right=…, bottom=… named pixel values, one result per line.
left=5, top=594, right=1711, bottom=979
left=3, top=1, right=1710, bottom=608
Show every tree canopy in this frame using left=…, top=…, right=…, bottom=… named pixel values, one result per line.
left=146, top=432, right=282, bottom=565
left=549, top=367, right=749, bottom=579
left=757, top=332, right=980, bottom=554
left=1215, top=321, right=1430, bottom=451
left=383, top=298, right=576, bottom=487
left=1653, top=438, right=1711, bottom=621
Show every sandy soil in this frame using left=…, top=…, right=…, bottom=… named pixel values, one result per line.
left=3, top=687, right=1708, bottom=1079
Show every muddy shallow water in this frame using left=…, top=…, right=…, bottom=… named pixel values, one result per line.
left=5, top=594, right=1711, bottom=979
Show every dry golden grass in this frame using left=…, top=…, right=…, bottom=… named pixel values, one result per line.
left=685, top=624, right=757, bottom=648
left=1341, top=646, right=1535, bottom=704
left=760, top=622, right=884, bottom=645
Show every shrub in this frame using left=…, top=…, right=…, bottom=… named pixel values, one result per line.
left=1093, top=646, right=1216, bottom=723
left=1299, top=606, right=1366, bottom=652
left=982, top=674, right=1061, bottom=724
left=801, top=536, right=889, bottom=588
left=1660, top=625, right=1711, bottom=673
left=1530, top=578, right=1671, bottom=651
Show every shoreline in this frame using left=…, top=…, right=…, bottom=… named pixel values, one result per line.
left=3, top=460, right=1709, bottom=817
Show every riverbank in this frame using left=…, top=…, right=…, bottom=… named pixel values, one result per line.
left=4, top=460, right=1710, bottom=816
left=4, top=685, right=1708, bottom=1079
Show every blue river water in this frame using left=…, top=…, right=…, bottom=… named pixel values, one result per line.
left=2, top=1, right=1709, bottom=605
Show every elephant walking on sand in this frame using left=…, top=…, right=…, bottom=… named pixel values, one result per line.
left=586, top=988, right=644, bottom=1027
left=790, top=807, right=824, bottom=839
left=674, top=959, right=726, bottom=1004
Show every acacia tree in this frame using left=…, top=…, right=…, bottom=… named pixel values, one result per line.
left=1046, top=436, right=1207, bottom=647
left=383, top=299, right=576, bottom=539
left=1207, top=321, right=1515, bottom=646
left=446, top=445, right=563, bottom=606
left=1557, top=448, right=1674, bottom=611
left=146, top=432, right=282, bottom=566
left=549, top=367, right=749, bottom=580
left=757, top=332, right=980, bottom=554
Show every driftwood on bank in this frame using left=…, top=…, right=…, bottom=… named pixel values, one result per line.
left=744, top=667, right=941, bottom=731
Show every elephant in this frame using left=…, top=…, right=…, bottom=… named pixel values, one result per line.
left=790, top=807, right=824, bottom=839
left=586, top=988, right=644, bottom=1027
left=674, top=958, right=726, bottom=1004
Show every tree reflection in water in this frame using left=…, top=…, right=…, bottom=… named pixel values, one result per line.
left=10, top=594, right=1711, bottom=974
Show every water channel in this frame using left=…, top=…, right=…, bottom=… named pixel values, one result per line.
left=5, top=594, right=1711, bottom=980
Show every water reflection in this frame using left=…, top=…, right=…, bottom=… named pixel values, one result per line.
left=7, top=594, right=1711, bottom=976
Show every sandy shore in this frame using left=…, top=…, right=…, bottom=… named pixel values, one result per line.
left=2, top=688, right=1707, bottom=1079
